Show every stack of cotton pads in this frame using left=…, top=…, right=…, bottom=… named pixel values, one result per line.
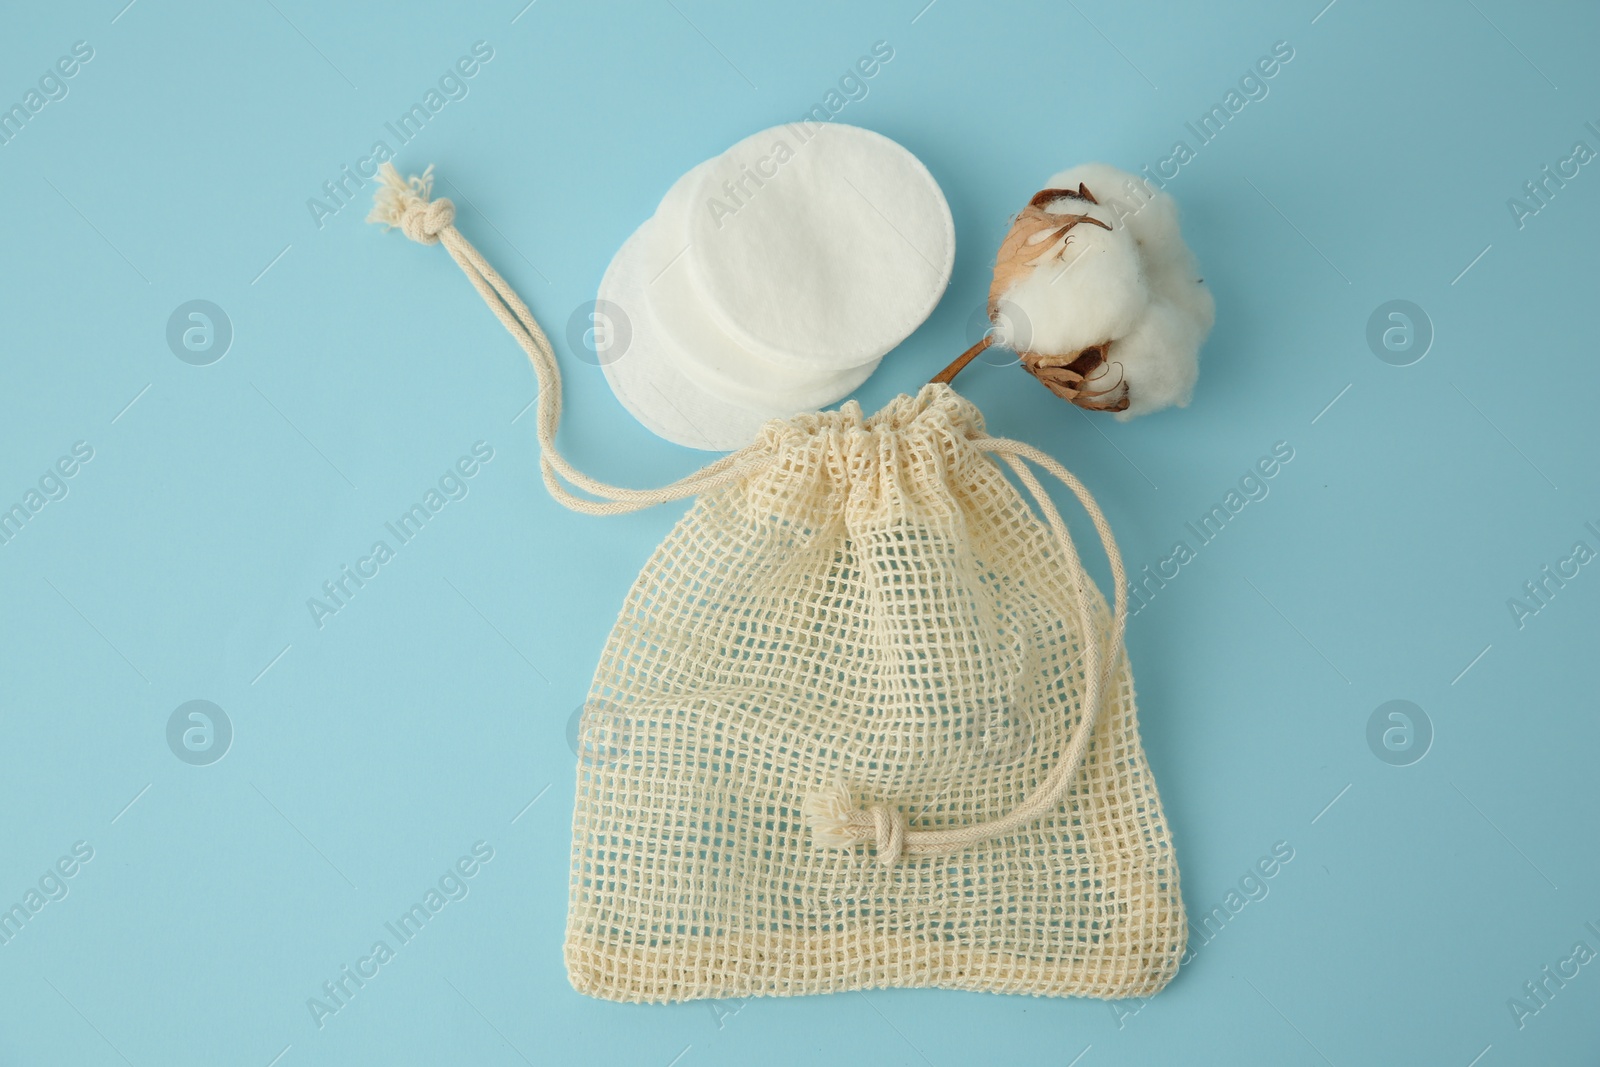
left=595, top=123, right=956, bottom=450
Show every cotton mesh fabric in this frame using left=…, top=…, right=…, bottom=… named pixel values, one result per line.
left=565, top=386, right=1185, bottom=1002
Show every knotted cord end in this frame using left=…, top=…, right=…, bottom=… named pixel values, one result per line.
left=368, top=162, right=455, bottom=245
left=802, top=777, right=858, bottom=849
left=802, top=778, right=908, bottom=866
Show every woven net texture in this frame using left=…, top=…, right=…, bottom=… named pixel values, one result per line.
left=565, top=385, right=1185, bottom=1002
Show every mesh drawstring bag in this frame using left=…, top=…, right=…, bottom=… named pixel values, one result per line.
left=371, top=165, right=1186, bottom=1002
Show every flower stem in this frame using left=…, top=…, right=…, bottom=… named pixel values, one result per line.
left=930, top=335, right=995, bottom=385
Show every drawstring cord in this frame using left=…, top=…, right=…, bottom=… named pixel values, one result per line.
left=367, top=163, right=774, bottom=516
left=803, top=437, right=1128, bottom=865
left=369, top=164, right=1127, bottom=866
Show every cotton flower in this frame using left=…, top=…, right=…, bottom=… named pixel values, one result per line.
left=979, top=163, right=1214, bottom=419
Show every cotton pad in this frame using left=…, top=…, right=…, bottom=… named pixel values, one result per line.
left=686, top=122, right=955, bottom=371
left=642, top=160, right=880, bottom=413
left=599, top=225, right=778, bottom=452
left=594, top=122, right=955, bottom=448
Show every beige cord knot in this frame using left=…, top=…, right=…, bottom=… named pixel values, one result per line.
left=866, top=804, right=908, bottom=866
left=368, top=162, right=456, bottom=245
left=400, top=196, right=455, bottom=244
left=803, top=778, right=909, bottom=866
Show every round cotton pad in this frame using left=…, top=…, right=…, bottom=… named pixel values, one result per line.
left=687, top=122, right=955, bottom=371
left=598, top=224, right=783, bottom=452
left=644, top=161, right=880, bottom=412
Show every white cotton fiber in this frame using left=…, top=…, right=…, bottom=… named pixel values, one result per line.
left=1049, top=163, right=1184, bottom=267
left=989, top=193, right=1148, bottom=359
left=994, top=164, right=1213, bottom=419
left=1051, top=164, right=1214, bottom=348
left=1104, top=299, right=1201, bottom=415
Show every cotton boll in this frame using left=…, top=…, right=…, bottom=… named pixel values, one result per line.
left=1062, top=164, right=1211, bottom=336
left=992, top=214, right=1148, bottom=357
left=1047, top=162, right=1208, bottom=331
left=978, top=164, right=1212, bottom=418
left=985, top=198, right=1152, bottom=364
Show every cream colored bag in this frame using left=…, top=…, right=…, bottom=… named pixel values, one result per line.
left=372, top=166, right=1186, bottom=1004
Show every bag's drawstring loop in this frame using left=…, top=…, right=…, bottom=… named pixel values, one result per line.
left=371, top=164, right=1128, bottom=867
left=803, top=435, right=1128, bottom=866
left=368, top=164, right=773, bottom=516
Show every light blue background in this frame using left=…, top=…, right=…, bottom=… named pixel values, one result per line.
left=2, top=1, right=1597, bottom=1064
